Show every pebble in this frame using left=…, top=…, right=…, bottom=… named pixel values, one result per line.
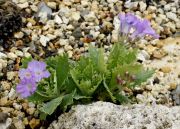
left=147, top=6, right=157, bottom=13
left=14, top=120, right=25, bottom=129
left=139, top=1, right=147, bottom=12
left=0, top=112, right=8, bottom=123
left=0, top=118, right=12, bottom=129
left=107, top=0, right=118, bottom=3
left=72, top=27, right=82, bottom=39
left=14, top=32, right=24, bottom=39
left=124, top=1, right=138, bottom=10
left=6, top=72, right=16, bottom=81
left=27, top=18, right=36, bottom=26
left=169, top=83, right=177, bottom=90
left=40, top=35, right=50, bottom=47
left=81, top=0, right=89, bottom=7
left=28, top=102, right=36, bottom=108
left=84, top=12, right=96, bottom=22
left=15, top=50, right=24, bottom=57
left=30, top=4, right=38, bottom=12
left=152, top=50, right=166, bottom=59
left=7, top=53, right=17, bottom=60
left=71, top=12, right=81, bottom=21
left=0, top=107, right=14, bottom=113
left=13, top=103, right=22, bottom=110
left=0, top=59, right=7, bottom=71
left=29, top=118, right=40, bottom=129
left=62, top=16, right=69, bottom=24
left=164, top=4, right=171, bottom=11
left=137, top=50, right=150, bottom=61
left=59, top=39, right=69, bottom=46
left=160, top=66, right=171, bottom=73
left=0, top=52, right=7, bottom=59
left=64, top=45, right=73, bottom=51
left=17, top=2, right=29, bottom=9
left=0, top=97, right=8, bottom=106
left=1, top=81, right=11, bottom=91
left=54, top=15, right=63, bottom=25
left=67, top=51, right=73, bottom=58
left=47, top=2, right=57, bottom=9
left=26, top=108, right=36, bottom=115
left=166, top=12, right=178, bottom=22
left=171, top=85, right=180, bottom=105
left=8, top=88, right=17, bottom=100
left=58, top=48, right=64, bottom=55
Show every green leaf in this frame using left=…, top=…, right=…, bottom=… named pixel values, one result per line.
left=108, top=64, right=154, bottom=90
left=39, top=96, right=63, bottom=115
left=73, top=94, right=92, bottom=100
left=46, top=55, right=70, bottom=93
left=28, top=92, right=51, bottom=103
left=39, top=112, right=47, bottom=120
left=60, top=90, right=76, bottom=112
left=20, top=56, right=32, bottom=68
left=103, top=78, right=116, bottom=103
left=109, top=64, right=142, bottom=89
left=89, top=45, right=106, bottom=73
left=70, top=46, right=105, bottom=96
left=27, top=82, right=55, bottom=103
left=107, top=43, right=137, bottom=69
left=134, top=69, right=154, bottom=85
left=115, top=94, right=129, bottom=104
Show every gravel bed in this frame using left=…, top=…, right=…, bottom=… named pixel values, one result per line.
left=0, top=0, right=180, bottom=128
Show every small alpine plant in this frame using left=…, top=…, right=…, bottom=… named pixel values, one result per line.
left=16, top=13, right=158, bottom=120
left=16, top=60, right=50, bottom=98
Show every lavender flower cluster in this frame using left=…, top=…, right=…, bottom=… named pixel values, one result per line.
left=16, top=60, right=50, bottom=98
left=118, top=13, right=159, bottom=40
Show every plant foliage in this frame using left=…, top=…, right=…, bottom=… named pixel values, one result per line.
left=20, top=42, right=154, bottom=119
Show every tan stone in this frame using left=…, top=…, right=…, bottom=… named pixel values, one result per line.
left=1, top=81, right=11, bottom=90
left=0, top=107, right=14, bottom=113
left=156, top=41, right=164, bottom=48
left=26, top=108, right=35, bottom=115
left=23, top=117, right=29, bottom=125
left=146, top=45, right=157, bottom=54
left=169, top=83, right=177, bottom=90
left=0, top=97, right=8, bottom=106
left=29, top=118, right=40, bottom=129
left=152, top=50, right=167, bottom=59
left=22, top=102, right=28, bottom=110
left=160, top=66, right=171, bottom=73
left=27, top=18, right=36, bottom=25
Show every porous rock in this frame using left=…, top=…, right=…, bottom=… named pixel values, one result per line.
left=48, top=101, right=180, bottom=129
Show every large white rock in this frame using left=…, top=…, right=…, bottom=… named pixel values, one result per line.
left=48, top=101, right=180, bottom=129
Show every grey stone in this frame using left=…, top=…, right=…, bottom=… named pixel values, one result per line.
left=72, top=27, right=82, bottom=39
left=48, top=101, right=180, bottom=129
left=171, top=85, right=180, bottom=105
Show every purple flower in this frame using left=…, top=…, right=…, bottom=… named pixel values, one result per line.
left=27, top=60, right=50, bottom=82
left=16, top=78, right=37, bottom=98
left=19, top=68, right=35, bottom=80
left=131, top=19, right=159, bottom=39
left=16, top=60, right=50, bottom=98
left=118, top=13, right=139, bottom=35
left=118, top=13, right=159, bottom=40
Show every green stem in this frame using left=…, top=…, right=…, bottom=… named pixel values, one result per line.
left=103, top=76, right=116, bottom=103
left=35, top=91, right=52, bottom=98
